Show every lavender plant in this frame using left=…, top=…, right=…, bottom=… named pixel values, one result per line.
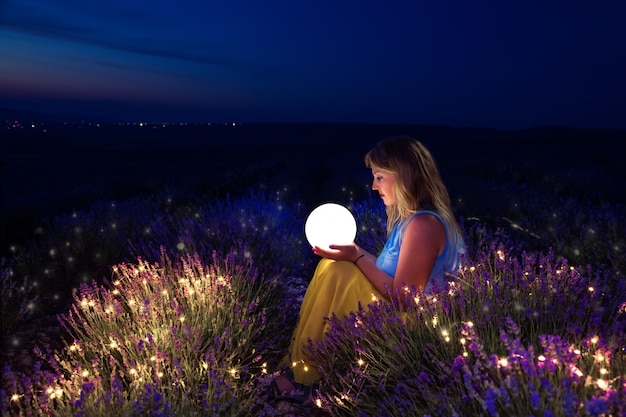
left=307, top=243, right=626, bottom=416
left=455, top=176, right=626, bottom=276
left=5, top=196, right=157, bottom=314
left=2, top=175, right=625, bottom=416
left=1, top=250, right=290, bottom=416
left=130, top=190, right=312, bottom=280
left=0, top=259, right=37, bottom=358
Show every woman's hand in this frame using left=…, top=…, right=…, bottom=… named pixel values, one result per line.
left=313, top=243, right=361, bottom=262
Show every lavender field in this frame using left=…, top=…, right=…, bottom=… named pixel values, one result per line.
left=1, top=122, right=625, bottom=416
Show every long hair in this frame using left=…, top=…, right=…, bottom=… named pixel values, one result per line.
left=364, top=136, right=463, bottom=243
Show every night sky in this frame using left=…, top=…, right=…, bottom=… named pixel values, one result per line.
left=1, top=0, right=625, bottom=128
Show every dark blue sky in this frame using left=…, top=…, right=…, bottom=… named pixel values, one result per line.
left=1, top=1, right=625, bottom=128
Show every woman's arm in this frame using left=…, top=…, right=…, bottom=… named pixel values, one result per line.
left=313, top=243, right=395, bottom=297
left=393, top=214, right=445, bottom=294
left=312, top=213, right=445, bottom=299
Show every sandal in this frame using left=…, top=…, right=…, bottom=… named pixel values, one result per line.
left=268, top=368, right=312, bottom=405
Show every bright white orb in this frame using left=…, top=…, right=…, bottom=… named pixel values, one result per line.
left=305, top=203, right=357, bottom=249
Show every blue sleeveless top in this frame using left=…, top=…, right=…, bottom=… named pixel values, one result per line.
left=375, top=210, right=465, bottom=294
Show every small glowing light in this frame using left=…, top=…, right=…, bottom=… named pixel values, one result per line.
left=571, top=366, right=583, bottom=377
left=304, top=203, right=357, bottom=249
left=590, top=336, right=599, bottom=344
left=303, top=366, right=309, bottom=372
left=597, top=379, right=609, bottom=390
left=588, top=286, right=595, bottom=292
left=81, top=370, right=89, bottom=377
left=130, top=368, right=137, bottom=375
left=538, top=355, right=546, bottom=362
left=11, top=394, right=20, bottom=401
left=499, top=358, right=508, bottom=367
left=315, top=398, right=322, bottom=408
left=358, top=358, right=364, bottom=366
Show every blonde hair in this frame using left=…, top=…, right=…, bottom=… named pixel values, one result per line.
left=364, top=136, right=463, bottom=242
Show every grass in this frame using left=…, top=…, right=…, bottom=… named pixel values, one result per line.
left=1, top=134, right=625, bottom=416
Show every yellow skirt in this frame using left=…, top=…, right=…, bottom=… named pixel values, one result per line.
left=284, top=258, right=386, bottom=385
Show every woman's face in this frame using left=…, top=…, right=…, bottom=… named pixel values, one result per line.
left=371, top=167, right=397, bottom=206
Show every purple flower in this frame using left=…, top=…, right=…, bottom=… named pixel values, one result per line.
left=452, top=356, right=466, bottom=374
left=541, top=377, right=555, bottom=402
left=499, top=386, right=512, bottom=409
left=584, top=397, right=609, bottom=416
left=81, top=380, right=95, bottom=395
left=485, top=387, right=498, bottom=416
left=528, top=383, right=541, bottom=410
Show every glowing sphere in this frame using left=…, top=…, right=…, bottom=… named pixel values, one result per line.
left=305, top=203, right=357, bottom=249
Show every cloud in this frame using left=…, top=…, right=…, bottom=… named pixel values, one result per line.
left=0, top=0, right=244, bottom=68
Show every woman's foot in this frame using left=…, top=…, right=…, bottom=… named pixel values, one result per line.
left=273, top=373, right=297, bottom=395
left=268, top=369, right=311, bottom=405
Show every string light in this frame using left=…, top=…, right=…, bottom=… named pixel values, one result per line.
left=441, top=329, right=450, bottom=342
